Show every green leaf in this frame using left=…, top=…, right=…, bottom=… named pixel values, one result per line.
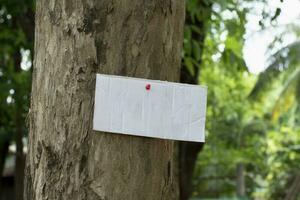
left=184, top=57, right=195, bottom=76
left=192, top=40, right=202, bottom=61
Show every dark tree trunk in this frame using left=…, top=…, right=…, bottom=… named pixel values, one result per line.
left=13, top=49, right=25, bottom=200
left=178, top=2, right=211, bottom=199
left=0, top=140, right=10, bottom=194
left=179, top=142, right=204, bottom=200
left=15, top=103, right=25, bottom=200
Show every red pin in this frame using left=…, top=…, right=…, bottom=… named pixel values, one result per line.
left=145, top=84, right=151, bottom=91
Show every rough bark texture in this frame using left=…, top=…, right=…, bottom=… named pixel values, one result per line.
left=25, top=1, right=185, bottom=200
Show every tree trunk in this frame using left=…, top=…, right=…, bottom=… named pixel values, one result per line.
left=15, top=102, right=25, bottom=200
left=25, top=1, right=185, bottom=200
left=178, top=2, right=211, bottom=199
left=0, top=140, right=9, bottom=195
left=284, top=173, right=300, bottom=200
left=13, top=50, right=25, bottom=200
left=179, top=142, right=204, bottom=200
left=236, top=162, right=245, bottom=198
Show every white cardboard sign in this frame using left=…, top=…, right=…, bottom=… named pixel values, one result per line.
left=93, top=74, right=207, bottom=142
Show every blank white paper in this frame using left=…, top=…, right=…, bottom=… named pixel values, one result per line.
left=93, top=74, right=207, bottom=142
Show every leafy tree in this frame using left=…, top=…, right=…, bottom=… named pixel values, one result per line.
left=182, top=0, right=298, bottom=199
left=251, top=39, right=300, bottom=121
left=250, top=24, right=300, bottom=200
left=0, top=0, right=34, bottom=198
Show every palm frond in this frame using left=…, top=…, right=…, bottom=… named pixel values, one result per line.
left=272, top=67, right=300, bottom=121
left=250, top=40, right=300, bottom=99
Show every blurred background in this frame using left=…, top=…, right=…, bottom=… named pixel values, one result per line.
left=0, top=0, right=299, bottom=200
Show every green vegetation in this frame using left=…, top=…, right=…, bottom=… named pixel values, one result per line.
left=183, top=0, right=300, bottom=199
left=0, top=0, right=34, bottom=197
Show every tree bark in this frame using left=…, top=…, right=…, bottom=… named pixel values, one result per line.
left=25, top=1, right=185, bottom=200
left=284, top=173, right=300, bottom=200
left=236, top=162, right=245, bottom=198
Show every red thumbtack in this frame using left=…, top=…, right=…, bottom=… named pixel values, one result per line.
left=145, top=84, right=151, bottom=91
